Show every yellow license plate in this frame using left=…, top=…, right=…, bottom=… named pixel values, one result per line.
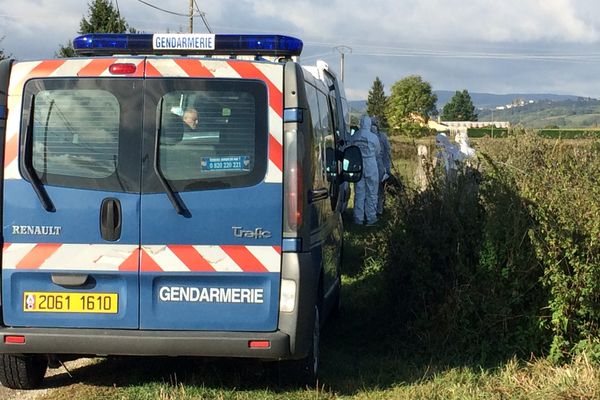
left=23, top=292, right=118, bottom=314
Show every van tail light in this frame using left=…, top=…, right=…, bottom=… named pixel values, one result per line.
left=109, top=63, right=137, bottom=75
left=4, top=335, right=25, bottom=344
left=248, top=340, right=271, bottom=349
left=285, top=161, right=303, bottom=231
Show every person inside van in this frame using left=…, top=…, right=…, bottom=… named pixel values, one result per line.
left=351, top=115, right=380, bottom=226
left=182, top=107, right=200, bottom=132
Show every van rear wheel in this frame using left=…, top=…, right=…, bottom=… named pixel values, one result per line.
left=0, top=354, right=48, bottom=389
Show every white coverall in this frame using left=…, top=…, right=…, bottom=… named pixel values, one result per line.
left=372, top=125, right=391, bottom=215
left=352, top=115, right=381, bottom=225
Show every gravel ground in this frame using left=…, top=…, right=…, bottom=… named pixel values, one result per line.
left=0, top=358, right=96, bottom=400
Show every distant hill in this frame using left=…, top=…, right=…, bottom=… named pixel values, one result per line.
left=349, top=93, right=600, bottom=128
left=435, top=91, right=583, bottom=110
left=478, top=98, right=600, bottom=128
left=350, top=92, right=586, bottom=114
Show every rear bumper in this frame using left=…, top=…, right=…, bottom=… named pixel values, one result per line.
left=0, top=327, right=290, bottom=359
left=0, top=252, right=317, bottom=361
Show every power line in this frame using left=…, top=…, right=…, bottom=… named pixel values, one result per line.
left=193, top=0, right=212, bottom=33
left=136, top=0, right=189, bottom=17
left=301, top=41, right=600, bottom=63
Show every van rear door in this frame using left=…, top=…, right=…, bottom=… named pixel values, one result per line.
left=2, top=61, right=144, bottom=329
left=138, top=58, right=284, bottom=331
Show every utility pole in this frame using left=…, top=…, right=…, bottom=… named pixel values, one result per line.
left=189, top=0, right=194, bottom=33
left=334, top=46, right=352, bottom=82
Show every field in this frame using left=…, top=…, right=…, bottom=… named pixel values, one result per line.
left=2, top=134, right=599, bottom=400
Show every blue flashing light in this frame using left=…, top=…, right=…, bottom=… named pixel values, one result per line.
left=73, top=33, right=154, bottom=54
left=73, top=33, right=303, bottom=57
left=216, top=35, right=303, bottom=55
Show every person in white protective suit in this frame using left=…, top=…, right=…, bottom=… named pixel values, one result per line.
left=352, top=115, right=381, bottom=225
left=371, top=117, right=391, bottom=216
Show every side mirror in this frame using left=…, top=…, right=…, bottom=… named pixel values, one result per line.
left=341, top=145, right=362, bottom=183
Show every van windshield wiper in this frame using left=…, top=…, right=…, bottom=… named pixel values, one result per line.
left=24, top=95, right=55, bottom=212
left=154, top=98, right=188, bottom=216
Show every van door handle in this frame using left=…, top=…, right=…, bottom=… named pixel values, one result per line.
left=100, top=198, right=122, bottom=241
left=51, top=274, right=89, bottom=288
left=309, top=188, right=329, bottom=203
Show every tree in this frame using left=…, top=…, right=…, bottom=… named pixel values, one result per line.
left=441, top=90, right=478, bottom=121
left=366, top=77, right=388, bottom=129
left=386, top=75, right=437, bottom=136
left=57, top=0, right=136, bottom=57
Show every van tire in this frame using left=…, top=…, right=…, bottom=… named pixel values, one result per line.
left=0, top=354, right=48, bottom=390
left=278, top=305, right=320, bottom=387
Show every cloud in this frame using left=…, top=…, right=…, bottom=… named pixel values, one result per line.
left=2, top=0, right=600, bottom=99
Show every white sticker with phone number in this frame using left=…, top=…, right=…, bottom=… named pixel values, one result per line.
left=201, top=156, right=250, bottom=171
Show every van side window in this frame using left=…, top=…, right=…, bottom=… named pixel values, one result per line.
left=316, top=91, right=337, bottom=181
left=305, top=83, right=325, bottom=186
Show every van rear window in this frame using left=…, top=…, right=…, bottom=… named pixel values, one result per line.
left=147, top=79, right=269, bottom=192
left=159, top=90, right=257, bottom=181
left=31, top=89, right=120, bottom=179
left=21, top=79, right=143, bottom=193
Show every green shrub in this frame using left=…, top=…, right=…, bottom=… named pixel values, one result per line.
left=382, top=153, right=546, bottom=364
left=477, top=132, right=600, bottom=362
left=382, top=131, right=600, bottom=363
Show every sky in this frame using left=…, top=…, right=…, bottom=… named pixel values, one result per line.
left=1, top=0, right=600, bottom=101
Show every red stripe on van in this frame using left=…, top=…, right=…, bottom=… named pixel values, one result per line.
left=226, top=61, right=282, bottom=118
left=144, top=61, right=163, bottom=77
left=77, top=59, right=116, bottom=77
left=168, top=245, right=215, bottom=272
left=16, top=243, right=61, bottom=269
left=28, top=60, right=66, bottom=78
left=3, top=135, right=18, bottom=169
left=174, top=59, right=214, bottom=78
left=268, top=134, right=283, bottom=171
left=221, top=246, right=268, bottom=273
left=132, top=60, right=145, bottom=77
left=273, top=246, right=281, bottom=254
left=118, top=248, right=139, bottom=272
left=140, top=249, right=162, bottom=272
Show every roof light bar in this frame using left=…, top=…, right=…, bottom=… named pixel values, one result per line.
left=73, top=33, right=303, bottom=57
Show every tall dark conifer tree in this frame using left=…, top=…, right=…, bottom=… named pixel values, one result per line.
left=57, top=0, right=136, bottom=58
left=367, top=77, right=388, bottom=129
left=441, top=90, right=478, bottom=121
